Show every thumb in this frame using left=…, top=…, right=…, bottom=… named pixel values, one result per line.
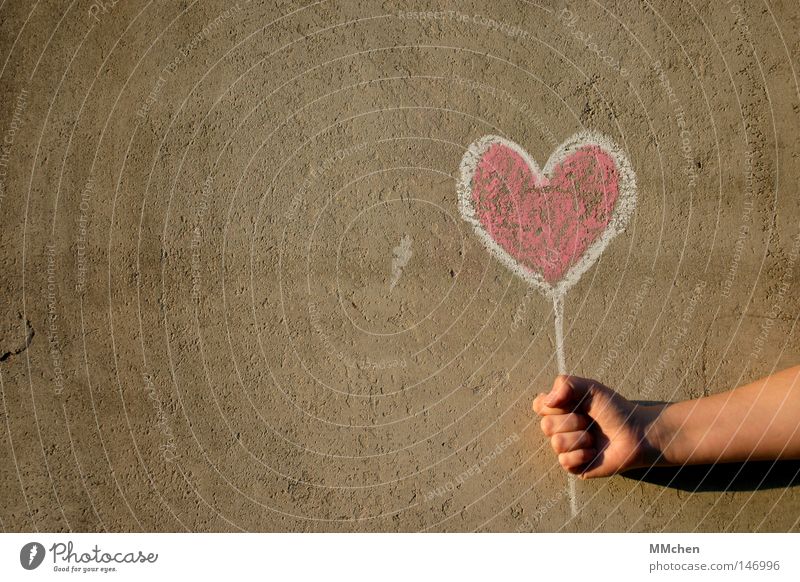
left=578, top=449, right=617, bottom=479
left=579, top=463, right=609, bottom=480
left=545, top=375, right=592, bottom=410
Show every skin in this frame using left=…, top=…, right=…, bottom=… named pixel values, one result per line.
left=532, top=366, right=800, bottom=478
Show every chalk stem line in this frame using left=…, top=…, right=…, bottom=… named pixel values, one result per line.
left=552, top=292, right=577, bottom=518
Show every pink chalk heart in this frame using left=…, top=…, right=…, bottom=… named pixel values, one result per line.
left=458, top=133, right=636, bottom=296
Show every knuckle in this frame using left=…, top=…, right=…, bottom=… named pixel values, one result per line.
left=540, top=417, right=552, bottom=436
left=551, top=434, right=566, bottom=453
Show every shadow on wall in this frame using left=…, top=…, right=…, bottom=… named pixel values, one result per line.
left=623, top=461, right=800, bottom=493
left=619, top=400, right=800, bottom=492
left=622, top=461, right=800, bottom=493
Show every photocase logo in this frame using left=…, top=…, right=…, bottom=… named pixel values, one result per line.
left=20, top=542, right=45, bottom=570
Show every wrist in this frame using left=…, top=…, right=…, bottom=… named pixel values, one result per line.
left=637, top=403, right=681, bottom=467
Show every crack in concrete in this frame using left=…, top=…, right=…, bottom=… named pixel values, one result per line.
left=0, top=317, right=34, bottom=362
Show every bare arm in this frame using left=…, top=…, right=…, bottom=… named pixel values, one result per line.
left=532, top=366, right=800, bottom=479
left=649, top=365, right=800, bottom=466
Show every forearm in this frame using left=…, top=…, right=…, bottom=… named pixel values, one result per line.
left=646, top=366, right=800, bottom=466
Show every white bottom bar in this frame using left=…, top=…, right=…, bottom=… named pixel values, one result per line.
left=2, top=533, right=797, bottom=581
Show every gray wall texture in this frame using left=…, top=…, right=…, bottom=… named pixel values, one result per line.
left=1, top=0, right=799, bottom=532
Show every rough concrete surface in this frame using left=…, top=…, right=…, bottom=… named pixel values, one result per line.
left=1, top=0, right=799, bottom=532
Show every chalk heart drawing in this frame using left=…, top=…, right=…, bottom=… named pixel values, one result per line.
left=457, top=133, right=636, bottom=299
left=457, top=132, right=637, bottom=517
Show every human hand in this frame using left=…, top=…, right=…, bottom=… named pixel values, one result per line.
left=532, top=375, right=664, bottom=478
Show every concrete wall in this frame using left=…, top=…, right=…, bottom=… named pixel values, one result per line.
left=1, top=0, right=799, bottom=532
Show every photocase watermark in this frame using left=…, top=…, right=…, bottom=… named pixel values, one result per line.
left=726, top=0, right=752, bottom=38
left=88, top=0, right=122, bottom=24
left=596, top=275, right=655, bottom=378
left=307, top=302, right=406, bottom=370
left=452, top=75, right=559, bottom=149
left=558, top=8, right=630, bottom=77
left=143, top=373, right=178, bottom=462
left=189, top=174, right=213, bottom=302
left=748, top=233, right=800, bottom=362
left=389, top=234, right=413, bottom=291
left=136, top=3, right=245, bottom=120
left=508, top=251, right=567, bottom=334
left=515, top=488, right=567, bottom=531
left=641, top=279, right=707, bottom=400
left=285, top=141, right=372, bottom=221
left=397, top=10, right=531, bottom=42
left=164, top=3, right=245, bottom=75
left=0, top=87, right=29, bottom=202
left=469, top=370, right=509, bottom=397
left=46, top=244, right=65, bottom=396
left=652, top=60, right=699, bottom=191
left=136, top=75, right=167, bottom=121
left=423, top=433, right=520, bottom=502
left=509, top=288, right=535, bottom=333
left=75, top=176, right=93, bottom=294
left=721, top=148, right=755, bottom=298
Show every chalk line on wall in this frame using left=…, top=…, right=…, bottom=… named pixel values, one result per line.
left=457, top=132, right=637, bottom=518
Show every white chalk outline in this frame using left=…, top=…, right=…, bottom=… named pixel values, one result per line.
left=457, top=132, right=637, bottom=519
left=457, top=132, right=637, bottom=299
